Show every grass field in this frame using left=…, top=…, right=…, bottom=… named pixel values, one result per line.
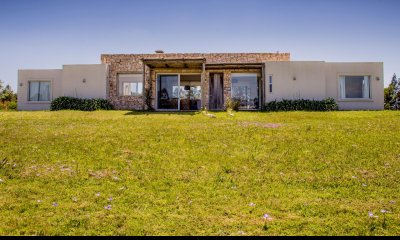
left=0, top=110, right=399, bottom=236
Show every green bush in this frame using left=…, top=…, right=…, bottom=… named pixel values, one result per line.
left=0, top=101, right=17, bottom=111
left=50, top=97, right=114, bottom=111
left=7, top=101, right=17, bottom=110
left=263, top=98, right=338, bottom=112
left=224, top=98, right=241, bottom=111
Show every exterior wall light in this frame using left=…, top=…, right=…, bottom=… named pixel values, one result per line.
left=293, top=77, right=296, bottom=81
left=82, top=78, right=86, bottom=83
left=376, top=77, right=380, bottom=81
left=19, top=83, right=23, bottom=87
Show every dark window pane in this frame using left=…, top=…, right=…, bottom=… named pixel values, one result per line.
left=157, top=75, right=179, bottom=109
left=29, top=82, right=40, bottom=101
left=39, top=82, right=50, bottom=101
left=345, top=76, right=364, bottom=98
left=269, top=76, right=272, bottom=93
left=29, top=82, right=50, bottom=101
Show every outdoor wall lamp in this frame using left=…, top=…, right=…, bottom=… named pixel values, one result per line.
left=82, top=78, right=86, bottom=83
left=376, top=77, right=380, bottom=81
left=293, top=77, right=296, bottom=81
left=19, top=83, right=23, bottom=87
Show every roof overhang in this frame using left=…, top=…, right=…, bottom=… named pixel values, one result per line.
left=142, top=58, right=205, bottom=68
left=205, top=63, right=265, bottom=70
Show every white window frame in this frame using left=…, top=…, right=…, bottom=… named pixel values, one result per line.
left=28, top=80, right=52, bottom=103
left=339, top=75, right=371, bottom=100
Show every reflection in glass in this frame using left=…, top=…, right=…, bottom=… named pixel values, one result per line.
left=29, top=81, right=50, bottom=101
left=157, top=75, right=179, bottom=110
left=231, top=73, right=259, bottom=109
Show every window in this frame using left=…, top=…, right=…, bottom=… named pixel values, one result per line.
left=268, top=75, right=273, bottom=93
left=29, top=81, right=50, bottom=101
left=231, top=73, right=260, bottom=109
left=339, top=76, right=370, bottom=99
left=118, top=74, right=143, bottom=96
left=123, top=82, right=142, bottom=96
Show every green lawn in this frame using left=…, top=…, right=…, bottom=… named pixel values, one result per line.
left=0, top=110, right=399, bottom=236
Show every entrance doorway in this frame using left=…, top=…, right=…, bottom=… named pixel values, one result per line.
left=209, top=73, right=224, bottom=110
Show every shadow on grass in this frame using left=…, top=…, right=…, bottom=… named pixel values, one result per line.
left=124, top=110, right=199, bottom=116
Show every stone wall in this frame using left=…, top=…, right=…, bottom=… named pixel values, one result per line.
left=101, top=53, right=290, bottom=110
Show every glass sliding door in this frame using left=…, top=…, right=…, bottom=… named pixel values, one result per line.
left=231, top=73, right=260, bottom=110
left=157, top=75, right=179, bottom=110
left=179, top=74, right=202, bottom=110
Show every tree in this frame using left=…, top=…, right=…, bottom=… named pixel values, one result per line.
left=384, top=73, right=400, bottom=110
left=0, top=80, right=17, bottom=103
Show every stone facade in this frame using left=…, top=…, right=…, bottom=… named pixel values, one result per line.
left=101, top=53, right=290, bottom=110
left=204, top=68, right=263, bottom=109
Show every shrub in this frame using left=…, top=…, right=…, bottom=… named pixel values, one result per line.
left=0, top=101, right=17, bottom=111
left=7, top=101, right=17, bottom=110
left=224, top=98, right=241, bottom=111
left=144, top=88, right=154, bottom=111
left=50, top=97, right=114, bottom=111
left=263, top=98, right=338, bottom=112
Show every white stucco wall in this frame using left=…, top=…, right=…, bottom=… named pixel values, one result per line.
left=62, top=64, right=107, bottom=99
left=17, top=69, right=62, bottom=111
left=17, top=64, right=107, bottom=110
left=264, top=61, right=384, bottom=110
left=325, top=62, right=384, bottom=110
left=17, top=60, right=384, bottom=111
left=265, top=61, right=326, bottom=102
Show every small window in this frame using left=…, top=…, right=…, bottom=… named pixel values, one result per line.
left=339, top=76, right=370, bottom=99
left=118, top=74, right=143, bottom=96
left=29, top=81, right=50, bottom=101
left=268, top=75, right=273, bottom=93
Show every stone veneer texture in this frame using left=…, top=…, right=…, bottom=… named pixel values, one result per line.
left=101, top=53, right=290, bottom=110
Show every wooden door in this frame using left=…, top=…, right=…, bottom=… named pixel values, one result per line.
left=209, top=73, right=224, bottom=110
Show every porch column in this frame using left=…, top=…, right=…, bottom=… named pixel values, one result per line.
left=201, top=62, right=206, bottom=110
left=261, top=63, right=266, bottom=109
left=142, top=62, right=146, bottom=110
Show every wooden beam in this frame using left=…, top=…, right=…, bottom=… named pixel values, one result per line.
left=261, top=63, right=265, bottom=110
left=201, top=62, right=206, bottom=109
left=142, top=63, right=146, bottom=110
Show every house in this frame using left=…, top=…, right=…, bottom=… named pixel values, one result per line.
left=17, top=51, right=384, bottom=111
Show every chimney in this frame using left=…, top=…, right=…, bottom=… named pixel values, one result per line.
left=155, top=50, right=164, bottom=54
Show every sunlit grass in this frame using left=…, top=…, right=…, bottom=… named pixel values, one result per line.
left=0, top=110, right=399, bottom=236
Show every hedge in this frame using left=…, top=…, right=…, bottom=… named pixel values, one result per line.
left=50, top=97, right=114, bottom=111
left=263, top=98, right=338, bottom=112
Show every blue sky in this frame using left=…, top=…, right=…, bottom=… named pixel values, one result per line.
left=0, top=0, right=399, bottom=90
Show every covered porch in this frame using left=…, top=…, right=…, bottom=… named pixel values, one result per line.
left=142, top=58, right=265, bottom=111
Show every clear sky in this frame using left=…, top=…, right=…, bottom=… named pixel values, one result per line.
left=0, top=0, right=399, bottom=90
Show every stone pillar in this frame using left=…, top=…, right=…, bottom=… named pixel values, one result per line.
left=201, top=62, right=206, bottom=110
left=223, top=70, right=232, bottom=108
